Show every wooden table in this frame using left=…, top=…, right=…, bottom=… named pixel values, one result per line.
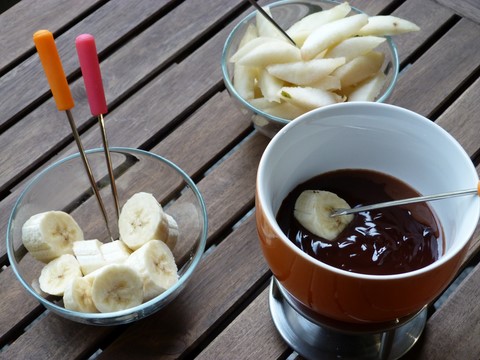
left=1, top=0, right=479, bottom=359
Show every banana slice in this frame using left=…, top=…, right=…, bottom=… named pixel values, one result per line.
left=38, top=254, right=82, bottom=296
left=100, top=240, right=132, bottom=264
left=163, top=213, right=179, bottom=250
left=294, top=190, right=354, bottom=241
left=88, top=264, right=144, bottom=313
left=22, top=211, right=84, bottom=263
left=73, top=239, right=106, bottom=275
left=118, top=192, right=179, bottom=251
left=118, top=192, right=169, bottom=251
left=63, top=276, right=98, bottom=313
left=125, top=240, right=178, bottom=301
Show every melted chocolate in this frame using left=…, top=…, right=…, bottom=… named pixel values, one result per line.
left=276, top=169, right=443, bottom=275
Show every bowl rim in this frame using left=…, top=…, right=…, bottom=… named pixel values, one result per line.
left=6, top=147, right=208, bottom=323
left=256, top=101, right=480, bottom=280
left=221, top=0, right=400, bottom=125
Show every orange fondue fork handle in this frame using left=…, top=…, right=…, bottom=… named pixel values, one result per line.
left=33, top=30, right=74, bottom=111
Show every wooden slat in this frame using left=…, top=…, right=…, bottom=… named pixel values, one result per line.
left=0, top=0, right=102, bottom=72
left=348, top=0, right=393, bottom=15
left=196, top=286, right=289, bottom=360
left=435, top=0, right=480, bottom=24
left=436, top=80, right=480, bottom=263
left=436, top=77, right=480, bottom=160
left=0, top=0, right=171, bottom=129
left=0, top=268, right=40, bottom=342
left=0, top=314, right=112, bottom=360
left=389, top=18, right=480, bottom=117
left=404, top=260, right=480, bottom=359
left=465, top=166, right=480, bottom=263
left=389, top=0, right=454, bottom=64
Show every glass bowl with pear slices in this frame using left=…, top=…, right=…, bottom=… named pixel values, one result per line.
left=6, top=148, right=208, bottom=325
left=221, top=0, right=419, bottom=137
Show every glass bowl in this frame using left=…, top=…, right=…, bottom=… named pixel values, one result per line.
left=221, top=0, right=400, bottom=138
left=7, top=147, right=208, bottom=326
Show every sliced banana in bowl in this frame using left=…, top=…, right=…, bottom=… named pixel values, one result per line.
left=18, top=192, right=183, bottom=315
left=7, top=148, right=208, bottom=325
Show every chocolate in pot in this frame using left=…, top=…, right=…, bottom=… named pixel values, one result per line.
left=276, top=169, right=442, bottom=275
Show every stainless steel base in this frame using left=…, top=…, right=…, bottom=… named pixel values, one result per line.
left=269, top=278, right=427, bottom=360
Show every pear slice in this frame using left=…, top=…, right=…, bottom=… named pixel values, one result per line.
left=230, top=37, right=285, bottom=63
left=309, top=75, right=341, bottom=91
left=347, top=71, right=387, bottom=102
left=325, top=36, right=386, bottom=63
left=279, top=86, right=344, bottom=110
left=286, top=2, right=351, bottom=46
left=257, top=69, right=284, bottom=102
left=266, top=57, right=345, bottom=86
left=301, top=13, right=369, bottom=60
left=237, top=41, right=301, bottom=67
left=238, top=23, right=258, bottom=49
left=358, top=15, right=420, bottom=36
left=333, top=51, right=385, bottom=88
left=250, top=98, right=308, bottom=120
left=233, top=65, right=257, bottom=100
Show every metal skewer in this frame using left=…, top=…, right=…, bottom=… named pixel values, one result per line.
left=75, top=34, right=120, bottom=221
left=33, top=30, right=114, bottom=241
left=331, top=181, right=480, bottom=217
left=247, top=0, right=297, bottom=45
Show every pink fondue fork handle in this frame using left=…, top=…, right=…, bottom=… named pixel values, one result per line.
left=75, top=34, right=107, bottom=116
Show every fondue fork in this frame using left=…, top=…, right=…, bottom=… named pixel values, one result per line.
left=247, top=0, right=297, bottom=45
left=33, top=30, right=114, bottom=241
left=331, top=181, right=480, bottom=217
left=75, top=34, right=120, bottom=221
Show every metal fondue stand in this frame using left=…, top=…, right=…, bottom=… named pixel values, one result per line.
left=269, top=278, right=427, bottom=359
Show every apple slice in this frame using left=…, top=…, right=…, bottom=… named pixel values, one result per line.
left=301, top=13, right=369, bottom=60
left=266, top=57, right=345, bottom=86
left=286, top=2, right=351, bottom=46
left=237, top=41, right=301, bottom=67
left=333, top=51, right=385, bottom=87
left=257, top=69, right=284, bottom=102
left=279, top=86, right=344, bottom=110
left=347, top=71, right=387, bottom=102
left=358, top=15, right=420, bottom=36
left=325, top=36, right=386, bottom=63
